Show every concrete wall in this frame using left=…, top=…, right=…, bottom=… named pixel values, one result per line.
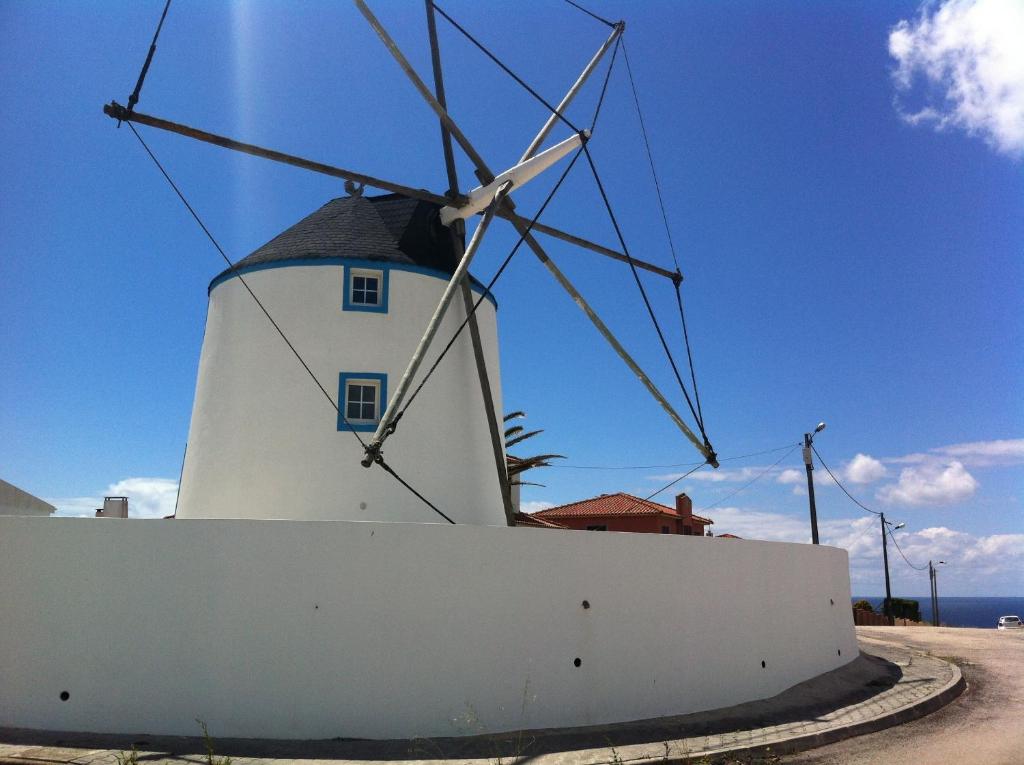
left=0, top=517, right=857, bottom=740
left=177, top=262, right=506, bottom=525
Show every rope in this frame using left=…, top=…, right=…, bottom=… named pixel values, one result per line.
left=432, top=4, right=582, bottom=135
left=888, top=529, right=930, bottom=571
left=621, top=39, right=708, bottom=433
left=125, top=0, right=172, bottom=115
left=376, top=457, right=455, bottom=524
left=551, top=442, right=800, bottom=470
left=621, top=40, right=680, bottom=273
left=697, top=444, right=800, bottom=512
left=620, top=461, right=708, bottom=513
left=581, top=144, right=709, bottom=445
left=811, top=445, right=882, bottom=516
left=563, top=0, right=616, bottom=28
left=124, top=123, right=457, bottom=523
left=396, top=147, right=585, bottom=420
left=589, top=35, right=621, bottom=131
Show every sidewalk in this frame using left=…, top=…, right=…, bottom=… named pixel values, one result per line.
left=0, top=635, right=963, bottom=765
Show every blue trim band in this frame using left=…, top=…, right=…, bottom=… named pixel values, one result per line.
left=209, top=257, right=498, bottom=308
left=338, top=372, right=388, bottom=433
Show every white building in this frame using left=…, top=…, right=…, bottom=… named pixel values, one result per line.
left=175, top=193, right=508, bottom=525
left=0, top=478, right=56, bottom=517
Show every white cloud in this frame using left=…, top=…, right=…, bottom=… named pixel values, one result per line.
left=708, top=507, right=811, bottom=543
left=777, top=468, right=804, bottom=485
left=931, top=438, right=1024, bottom=466
left=651, top=467, right=769, bottom=483
left=877, top=460, right=979, bottom=506
left=845, top=453, right=887, bottom=484
left=888, top=0, right=1024, bottom=157
left=520, top=500, right=554, bottom=515
left=49, top=477, right=179, bottom=519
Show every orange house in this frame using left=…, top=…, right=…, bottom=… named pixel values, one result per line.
left=531, top=492, right=713, bottom=535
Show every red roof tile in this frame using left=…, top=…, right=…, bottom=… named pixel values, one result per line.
left=513, top=512, right=567, bottom=529
left=533, top=492, right=713, bottom=524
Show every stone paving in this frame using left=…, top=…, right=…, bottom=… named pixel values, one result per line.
left=0, top=636, right=962, bottom=765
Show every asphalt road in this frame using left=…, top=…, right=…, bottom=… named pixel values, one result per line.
left=782, top=626, right=1024, bottom=765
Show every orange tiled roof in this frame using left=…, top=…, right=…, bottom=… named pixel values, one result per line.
left=513, top=512, right=568, bottom=529
left=533, top=492, right=713, bottom=524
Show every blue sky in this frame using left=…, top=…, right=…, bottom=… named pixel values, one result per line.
left=1, top=0, right=1021, bottom=596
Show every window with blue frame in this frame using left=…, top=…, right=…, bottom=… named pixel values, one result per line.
left=343, top=265, right=389, bottom=313
left=338, top=372, right=387, bottom=432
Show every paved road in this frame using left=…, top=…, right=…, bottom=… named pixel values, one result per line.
left=783, top=626, right=1024, bottom=765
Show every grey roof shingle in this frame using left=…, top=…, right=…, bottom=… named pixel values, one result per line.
left=211, top=193, right=465, bottom=287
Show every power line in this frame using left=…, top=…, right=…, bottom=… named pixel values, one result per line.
left=550, top=442, right=799, bottom=470
left=697, top=444, right=801, bottom=512
left=888, top=529, right=929, bottom=571
left=811, top=444, right=882, bottom=516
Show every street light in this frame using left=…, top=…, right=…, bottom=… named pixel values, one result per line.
left=880, top=515, right=904, bottom=625
left=929, top=560, right=947, bottom=626
left=802, top=421, right=826, bottom=544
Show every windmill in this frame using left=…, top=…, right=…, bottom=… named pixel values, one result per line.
left=103, top=0, right=718, bottom=526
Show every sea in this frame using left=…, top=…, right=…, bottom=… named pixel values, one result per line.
left=851, top=596, right=1024, bottom=628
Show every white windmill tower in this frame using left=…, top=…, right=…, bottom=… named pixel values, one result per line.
left=105, top=0, right=719, bottom=527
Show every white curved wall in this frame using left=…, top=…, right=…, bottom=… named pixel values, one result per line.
left=0, top=518, right=857, bottom=740
left=177, top=262, right=506, bottom=525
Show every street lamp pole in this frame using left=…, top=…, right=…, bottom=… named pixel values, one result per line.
left=802, top=422, right=826, bottom=545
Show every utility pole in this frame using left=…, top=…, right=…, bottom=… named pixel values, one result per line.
left=802, top=422, right=826, bottom=544
left=929, top=560, right=945, bottom=626
left=881, top=512, right=894, bottom=626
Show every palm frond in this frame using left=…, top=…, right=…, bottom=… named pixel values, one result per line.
left=503, top=410, right=526, bottom=423
left=506, top=429, right=543, bottom=450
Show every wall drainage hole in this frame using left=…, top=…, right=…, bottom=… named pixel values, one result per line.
left=838, top=649, right=842, bottom=656
left=830, top=598, right=834, bottom=606
left=59, top=691, right=70, bottom=701
left=573, top=658, right=582, bottom=667
left=760, top=660, right=766, bottom=669
left=581, top=600, right=590, bottom=610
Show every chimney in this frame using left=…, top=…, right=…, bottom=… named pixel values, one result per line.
left=675, top=492, right=693, bottom=519
left=675, top=492, right=693, bottom=535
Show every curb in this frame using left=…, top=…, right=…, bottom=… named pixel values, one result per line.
left=662, top=657, right=965, bottom=764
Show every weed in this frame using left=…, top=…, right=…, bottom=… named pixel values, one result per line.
left=114, top=746, right=138, bottom=765
left=195, top=718, right=232, bottom=765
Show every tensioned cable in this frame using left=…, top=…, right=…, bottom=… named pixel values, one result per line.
left=563, top=0, right=616, bottom=28
left=622, top=460, right=708, bottom=512
left=396, top=147, right=586, bottom=421
left=125, top=123, right=456, bottom=524
left=621, top=38, right=707, bottom=433
left=125, top=0, right=172, bottom=115
left=582, top=144, right=709, bottom=443
left=888, top=529, right=930, bottom=571
left=550, top=442, right=799, bottom=470
left=589, top=35, right=621, bottom=132
left=394, top=39, right=622, bottom=423
left=696, top=443, right=800, bottom=512
left=811, top=444, right=882, bottom=516
left=126, top=123, right=351, bottom=439
left=432, top=3, right=582, bottom=135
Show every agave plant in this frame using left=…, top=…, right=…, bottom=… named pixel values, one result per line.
left=504, top=411, right=564, bottom=487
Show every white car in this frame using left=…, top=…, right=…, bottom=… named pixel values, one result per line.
left=997, top=615, right=1022, bottom=630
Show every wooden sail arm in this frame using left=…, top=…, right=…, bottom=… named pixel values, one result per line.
left=102, top=101, right=459, bottom=208
left=103, top=101, right=679, bottom=282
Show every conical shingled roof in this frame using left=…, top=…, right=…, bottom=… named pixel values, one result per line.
left=210, top=193, right=463, bottom=287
